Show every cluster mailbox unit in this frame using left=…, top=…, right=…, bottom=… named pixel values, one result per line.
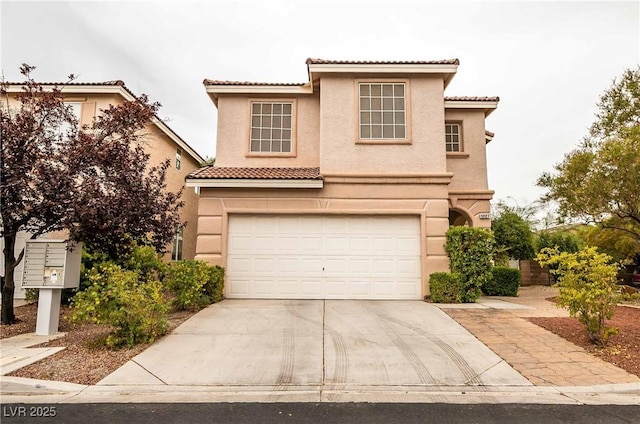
left=21, top=240, right=82, bottom=335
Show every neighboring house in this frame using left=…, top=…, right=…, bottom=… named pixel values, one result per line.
left=1, top=81, right=204, bottom=298
left=187, top=58, right=499, bottom=300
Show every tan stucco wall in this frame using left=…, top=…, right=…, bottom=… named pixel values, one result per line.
left=76, top=96, right=200, bottom=259
left=2, top=92, right=200, bottom=261
left=143, top=124, right=200, bottom=260
left=445, top=109, right=489, bottom=191
left=319, top=76, right=447, bottom=175
left=198, top=72, right=497, bottom=297
left=195, top=180, right=452, bottom=297
left=214, top=95, right=320, bottom=168
left=443, top=109, right=493, bottom=228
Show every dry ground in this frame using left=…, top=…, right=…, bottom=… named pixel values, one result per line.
left=528, top=304, right=640, bottom=378
left=1, top=303, right=196, bottom=385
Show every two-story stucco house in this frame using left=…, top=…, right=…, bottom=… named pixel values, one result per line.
left=2, top=80, right=204, bottom=298
left=186, top=59, right=498, bottom=300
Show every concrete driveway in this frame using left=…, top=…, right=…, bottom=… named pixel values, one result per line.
left=99, top=300, right=530, bottom=388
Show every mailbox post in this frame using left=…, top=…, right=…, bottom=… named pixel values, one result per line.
left=21, top=240, right=82, bottom=335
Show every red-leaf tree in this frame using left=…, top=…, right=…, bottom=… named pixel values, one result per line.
left=1, top=65, right=184, bottom=324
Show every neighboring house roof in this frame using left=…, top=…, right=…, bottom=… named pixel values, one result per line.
left=305, top=58, right=460, bottom=65
left=188, top=166, right=322, bottom=180
left=186, top=166, right=323, bottom=189
left=3, top=81, right=205, bottom=163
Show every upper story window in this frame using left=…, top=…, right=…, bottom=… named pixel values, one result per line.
left=445, top=123, right=462, bottom=152
left=58, top=102, right=82, bottom=138
left=176, top=148, right=182, bottom=170
left=359, top=83, right=406, bottom=140
left=249, top=101, right=293, bottom=153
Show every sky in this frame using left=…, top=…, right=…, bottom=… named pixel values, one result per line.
left=1, top=0, right=638, bottom=210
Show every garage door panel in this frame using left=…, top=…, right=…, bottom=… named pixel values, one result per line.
left=300, top=237, right=322, bottom=252
left=228, top=235, right=251, bottom=252
left=372, top=237, right=396, bottom=253
left=228, top=280, right=250, bottom=297
left=396, top=236, right=420, bottom=252
left=397, top=258, right=421, bottom=275
left=348, top=237, right=370, bottom=252
left=372, top=281, right=395, bottom=296
left=300, top=280, right=323, bottom=295
left=275, top=280, right=299, bottom=297
left=398, top=281, right=421, bottom=296
left=227, top=257, right=251, bottom=273
left=276, top=258, right=299, bottom=273
left=254, top=258, right=276, bottom=273
left=227, top=215, right=421, bottom=300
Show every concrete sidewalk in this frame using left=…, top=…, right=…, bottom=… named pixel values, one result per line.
left=1, top=287, right=639, bottom=404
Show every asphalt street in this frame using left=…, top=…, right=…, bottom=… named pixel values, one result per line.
left=2, top=403, right=638, bottom=424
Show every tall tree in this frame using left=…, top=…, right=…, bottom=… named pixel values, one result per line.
left=1, top=65, right=184, bottom=324
left=537, top=67, right=640, bottom=253
left=491, top=205, right=536, bottom=265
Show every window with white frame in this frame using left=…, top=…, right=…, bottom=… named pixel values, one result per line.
left=249, top=102, right=293, bottom=153
left=176, top=148, right=182, bottom=170
left=445, top=123, right=462, bottom=152
left=359, top=83, right=406, bottom=140
left=171, top=227, right=183, bottom=261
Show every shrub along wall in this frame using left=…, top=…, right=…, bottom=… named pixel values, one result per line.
left=484, top=267, right=521, bottom=296
left=70, top=245, right=225, bottom=348
left=429, top=272, right=464, bottom=303
left=444, top=227, right=496, bottom=303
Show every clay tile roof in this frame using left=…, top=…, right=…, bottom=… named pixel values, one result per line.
left=188, top=166, right=322, bottom=180
left=485, top=130, right=495, bottom=138
left=5, top=80, right=126, bottom=87
left=445, top=96, right=500, bottom=102
left=203, top=79, right=306, bottom=87
left=306, top=58, right=460, bottom=65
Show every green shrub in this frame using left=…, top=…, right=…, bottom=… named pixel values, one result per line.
left=165, top=260, right=225, bottom=310
left=204, top=264, right=225, bottom=303
left=71, top=263, right=169, bottom=348
left=24, top=288, right=39, bottom=304
left=61, top=245, right=166, bottom=305
left=122, top=244, right=167, bottom=282
left=445, top=227, right=495, bottom=302
left=536, top=246, right=620, bottom=345
left=536, top=231, right=584, bottom=254
left=429, top=272, right=464, bottom=303
left=484, top=267, right=521, bottom=296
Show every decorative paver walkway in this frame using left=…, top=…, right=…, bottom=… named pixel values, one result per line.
left=442, top=287, right=640, bottom=387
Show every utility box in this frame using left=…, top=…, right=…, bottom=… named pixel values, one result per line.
left=21, top=240, right=82, bottom=289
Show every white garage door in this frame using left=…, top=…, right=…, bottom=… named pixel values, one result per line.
left=227, top=215, right=421, bottom=299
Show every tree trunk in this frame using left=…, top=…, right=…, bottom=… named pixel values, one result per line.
left=1, top=233, right=18, bottom=324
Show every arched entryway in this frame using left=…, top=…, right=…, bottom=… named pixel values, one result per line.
left=449, top=209, right=471, bottom=227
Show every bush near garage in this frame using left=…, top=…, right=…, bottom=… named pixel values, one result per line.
left=165, top=260, right=225, bottom=311
left=484, top=267, right=521, bottom=296
left=71, top=262, right=169, bottom=348
left=429, top=272, right=465, bottom=303
left=445, top=227, right=495, bottom=302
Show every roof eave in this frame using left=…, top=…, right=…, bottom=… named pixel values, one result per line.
left=307, top=63, right=459, bottom=84
left=444, top=100, right=499, bottom=117
left=185, top=178, right=324, bottom=189
left=205, top=83, right=314, bottom=106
